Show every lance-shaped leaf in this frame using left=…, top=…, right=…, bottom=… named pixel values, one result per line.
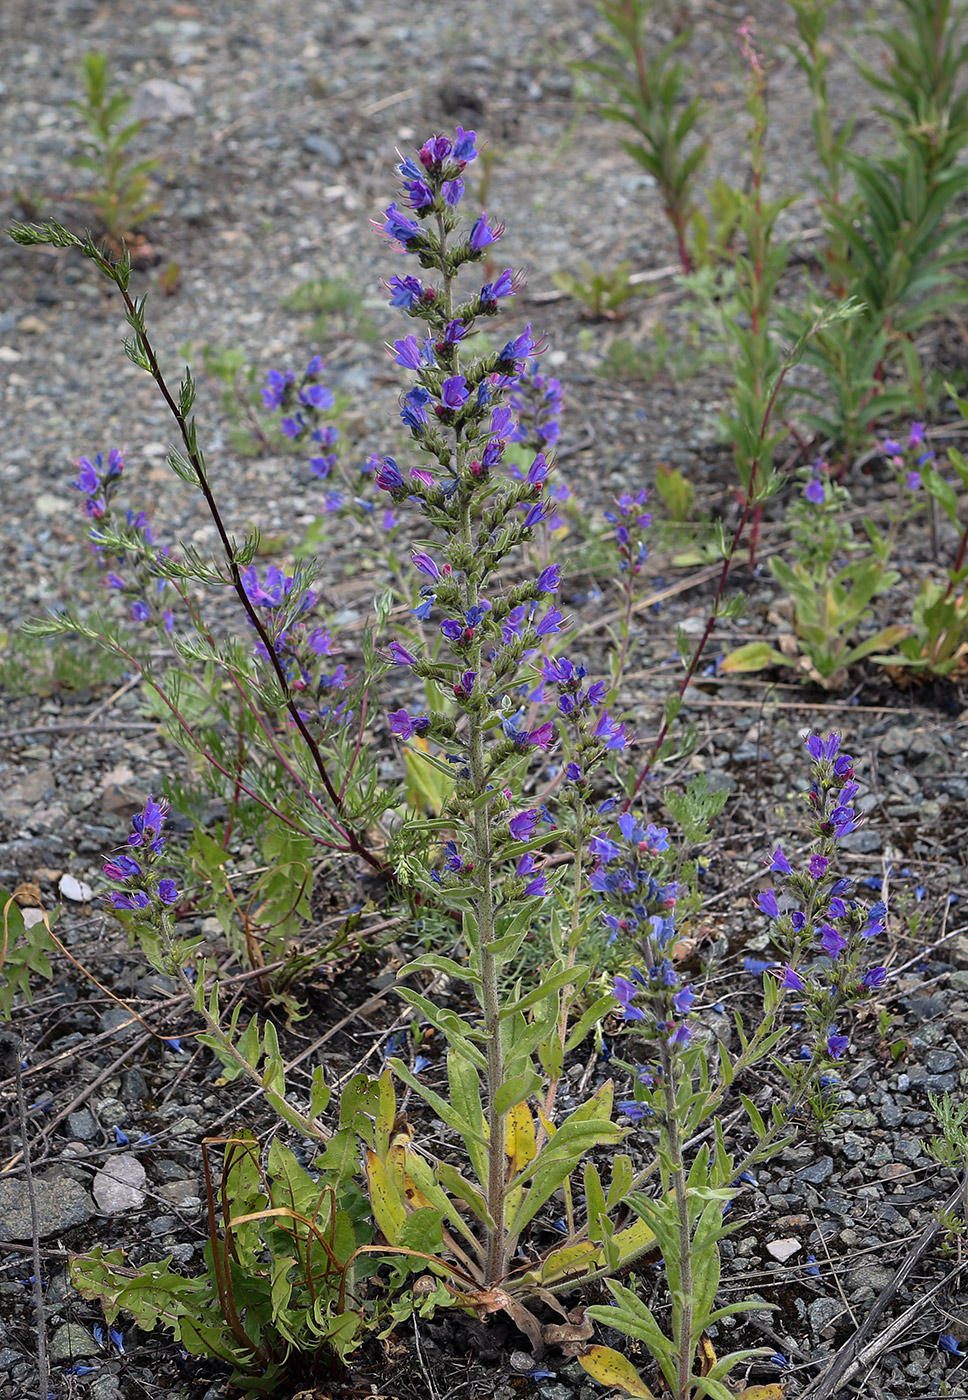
left=576, top=1345, right=656, bottom=1398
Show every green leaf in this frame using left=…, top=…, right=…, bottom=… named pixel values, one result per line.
left=499, top=963, right=589, bottom=1018
left=494, top=1071, right=542, bottom=1117
left=720, top=641, right=792, bottom=673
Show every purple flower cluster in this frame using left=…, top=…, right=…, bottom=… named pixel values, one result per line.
left=74, top=448, right=124, bottom=519
left=882, top=421, right=932, bottom=493
left=590, top=813, right=677, bottom=947
left=74, top=449, right=178, bottom=633
left=240, top=565, right=348, bottom=704
left=757, top=733, right=890, bottom=1062
left=605, top=490, right=651, bottom=575
left=103, top=797, right=179, bottom=913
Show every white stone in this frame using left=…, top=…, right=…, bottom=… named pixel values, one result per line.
left=59, top=874, right=93, bottom=902
left=93, top=1154, right=147, bottom=1213
left=766, top=1237, right=802, bottom=1262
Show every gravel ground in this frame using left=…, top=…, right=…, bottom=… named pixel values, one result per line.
left=2, top=1, right=968, bottom=1398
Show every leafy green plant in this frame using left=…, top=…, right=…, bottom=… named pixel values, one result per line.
left=723, top=461, right=910, bottom=685
left=70, top=52, right=160, bottom=243
left=71, top=1131, right=372, bottom=1392
left=581, top=0, right=706, bottom=272
left=0, top=893, right=57, bottom=1022
left=282, top=277, right=377, bottom=341
left=552, top=259, right=643, bottom=318
left=190, top=343, right=275, bottom=456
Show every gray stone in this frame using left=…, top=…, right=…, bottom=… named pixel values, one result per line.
left=120, top=1068, right=148, bottom=1102
left=98, top=1006, right=139, bottom=1037
left=809, top=1297, right=846, bottom=1334
left=839, top=829, right=883, bottom=854
left=798, top=1156, right=834, bottom=1185
left=67, top=1108, right=98, bottom=1141
left=0, top=1173, right=94, bottom=1241
left=49, top=1323, right=99, bottom=1362
left=0, top=1348, right=20, bottom=1367
left=302, top=133, right=344, bottom=165
left=132, top=78, right=196, bottom=120
left=880, top=725, right=913, bottom=756
left=880, top=1101, right=902, bottom=1127
left=925, top=1049, right=959, bottom=1073
left=89, top=1374, right=123, bottom=1400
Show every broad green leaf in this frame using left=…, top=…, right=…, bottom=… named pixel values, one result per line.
left=494, top=1071, right=542, bottom=1117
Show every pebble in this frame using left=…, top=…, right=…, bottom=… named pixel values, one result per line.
left=48, top=1323, right=99, bottom=1361
left=67, top=1108, right=98, bottom=1140
left=797, top=1156, right=834, bottom=1185
left=809, top=1297, right=846, bottom=1334
left=766, top=1237, right=801, bottom=1261
left=93, top=1153, right=147, bottom=1213
left=0, top=1172, right=95, bottom=1240
left=132, top=78, right=196, bottom=120
left=302, top=133, right=345, bottom=165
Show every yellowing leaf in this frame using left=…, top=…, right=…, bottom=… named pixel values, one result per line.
left=364, top=1149, right=406, bottom=1242
left=577, top=1345, right=655, bottom=1397
left=403, top=735, right=455, bottom=816
left=611, top=1211, right=658, bottom=1262
left=737, top=1386, right=785, bottom=1400
left=720, top=641, right=792, bottom=673
left=536, top=1240, right=599, bottom=1284
left=505, top=1100, right=537, bottom=1174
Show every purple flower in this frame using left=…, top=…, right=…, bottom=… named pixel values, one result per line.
left=757, top=888, right=780, bottom=919
left=500, top=325, right=535, bottom=364
left=619, top=1099, right=653, bottom=1121
left=386, top=274, right=424, bottom=308
left=157, top=880, right=178, bottom=905
left=744, top=956, right=778, bottom=974
left=809, top=855, right=829, bottom=879
left=441, top=375, right=469, bottom=409
left=523, top=499, right=548, bottom=528
left=388, top=709, right=431, bottom=739
left=443, top=178, right=464, bottom=206
left=112, top=890, right=151, bottom=910
left=805, top=473, right=825, bottom=504
left=613, top=975, right=646, bottom=1022
left=862, top=966, right=887, bottom=989
left=481, top=268, right=516, bottom=304
left=128, top=797, right=168, bottom=852
left=469, top=211, right=503, bottom=250
left=535, top=608, right=563, bottom=637
left=453, top=126, right=478, bottom=163
left=909, top=421, right=926, bottom=445
left=668, top=1024, right=692, bottom=1048
left=387, top=641, right=418, bottom=667
left=778, top=965, right=806, bottom=992
left=769, top=846, right=792, bottom=874
left=940, top=1334, right=966, bottom=1357
left=300, top=383, right=334, bottom=410
left=381, top=202, right=420, bottom=245
left=672, top=986, right=695, bottom=1015
left=103, top=855, right=141, bottom=881
left=536, top=564, right=561, bottom=593
left=130, top=600, right=151, bottom=623
left=404, top=177, right=434, bottom=211
left=819, top=923, right=847, bottom=959
left=375, top=457, right=404, bottom=492
left=393, top=335, right=429, bottom=370
left=509, top=810, right=539, bottom=842
left=826, top=1033, right=849, bottom=1059
left=589, top=833, right=620, bottom=862
left=525, top=722, right=555, bottom=750
left=411, top=551, right=441, bottom=580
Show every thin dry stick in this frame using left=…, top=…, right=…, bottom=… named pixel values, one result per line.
left=798, top=1176, right=967, bottom=1400
left=847, top=1260, right=968, bottom=1390
left=13, top=1048, right=49, bottom=1400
